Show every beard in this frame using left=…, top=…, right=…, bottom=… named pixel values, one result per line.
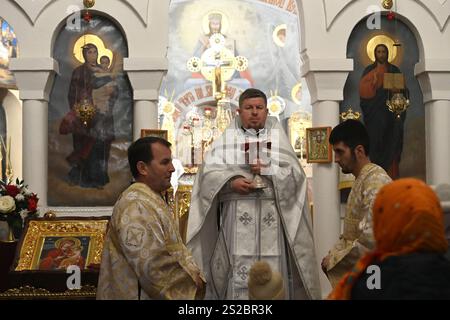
left=376, top=57, right=387, bottom=64
left=341, top=167, right=352, bottom=174
left=340, top=152, right=357, bottom=174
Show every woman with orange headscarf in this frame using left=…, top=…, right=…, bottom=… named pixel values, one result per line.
left=329, top=178, right=450, bottom=299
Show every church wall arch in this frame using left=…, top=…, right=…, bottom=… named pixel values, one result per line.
left=0, top=1, right=32, bottom=52
left=298, top=0, right=450, bottom=71
left=297, top=0, right=450, bottom=185
left=48, top=10, right=130, bottom=59
left=1, top=0, right=168, bottom=59
left=47, top=13, right=133, bottom=207
left=341, top=12, right=426, bottom=65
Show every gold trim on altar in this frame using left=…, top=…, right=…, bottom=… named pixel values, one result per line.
left=0, top=285, right=97, bottom=300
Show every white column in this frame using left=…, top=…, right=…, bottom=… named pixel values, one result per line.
left=9, top=57, right=58, bottom=208
left=311, top=100, right=341, bottom=296
left=426, top=100, right=450, bottom=185
left=22, top=100, right=48, bottom=206
left=124, top=58, right=168, bottom=141
left=416, top=62, right=450, bottom=186
left=301, top=58, right=352, bottom=297
left=133, top=100, right=158, bottom=140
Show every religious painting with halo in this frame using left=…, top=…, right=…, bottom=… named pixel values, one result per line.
left=0, top=17, right=18, bottom=89
left=160, top=0, right=309, bottom=169
left=37, top=236, right=90, bottom=270
left=306, top=127, right=332, bottom=164
left=341, top=14, right=425, bottom=182
left=13, top=217, right=109, bottom=271
left=48, top=16, right=133, bottom=206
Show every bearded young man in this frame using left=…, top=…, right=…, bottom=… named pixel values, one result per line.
left=321, top=120, right=391, bottom=287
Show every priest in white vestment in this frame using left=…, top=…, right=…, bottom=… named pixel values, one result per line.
left=186, top=88, right=321, bottom=300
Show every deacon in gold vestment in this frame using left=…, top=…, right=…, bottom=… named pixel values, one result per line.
left=97, top=137, right=205, bottom=300
left=322, top=120, right=391, bottom=288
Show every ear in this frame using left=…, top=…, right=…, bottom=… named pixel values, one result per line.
left=136, top=161, right=148, bottom=176
left=237, top=108, right=242, bottom=115
left=354, top=145, right=366, bottom=158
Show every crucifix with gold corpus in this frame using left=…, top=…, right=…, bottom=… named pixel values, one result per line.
left=187, top=33, right=248, bottom=101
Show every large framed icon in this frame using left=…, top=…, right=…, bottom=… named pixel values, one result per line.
left=13, top=217, right=109, bottom=271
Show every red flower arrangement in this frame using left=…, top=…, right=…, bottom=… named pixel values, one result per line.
left=0, top=179, right=39, bottom=240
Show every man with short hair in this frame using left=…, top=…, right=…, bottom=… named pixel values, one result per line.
left=187, top=88, right=321, bottom=300
left=97, top=137, right=205, bottom=300
left=321, top=120, right=391, bottom=287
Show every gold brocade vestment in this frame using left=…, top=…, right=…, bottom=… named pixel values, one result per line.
left=97, top=182, right=205, bottom=299
left=326, top=163, right=391, bottom=287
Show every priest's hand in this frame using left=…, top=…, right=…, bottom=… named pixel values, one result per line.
left=231, top=177, right=255, bottom=195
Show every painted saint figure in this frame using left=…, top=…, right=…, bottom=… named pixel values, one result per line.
left=189, top=12, right=253, bottom=88
left=60, top=43, right=117, bottom=189
left=39, top=237, right=85, bottom=270
left=359, top=44, right=406, bottom=179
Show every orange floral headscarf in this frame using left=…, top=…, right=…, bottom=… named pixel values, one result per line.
left=328, top=178, right=448, bottom=300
